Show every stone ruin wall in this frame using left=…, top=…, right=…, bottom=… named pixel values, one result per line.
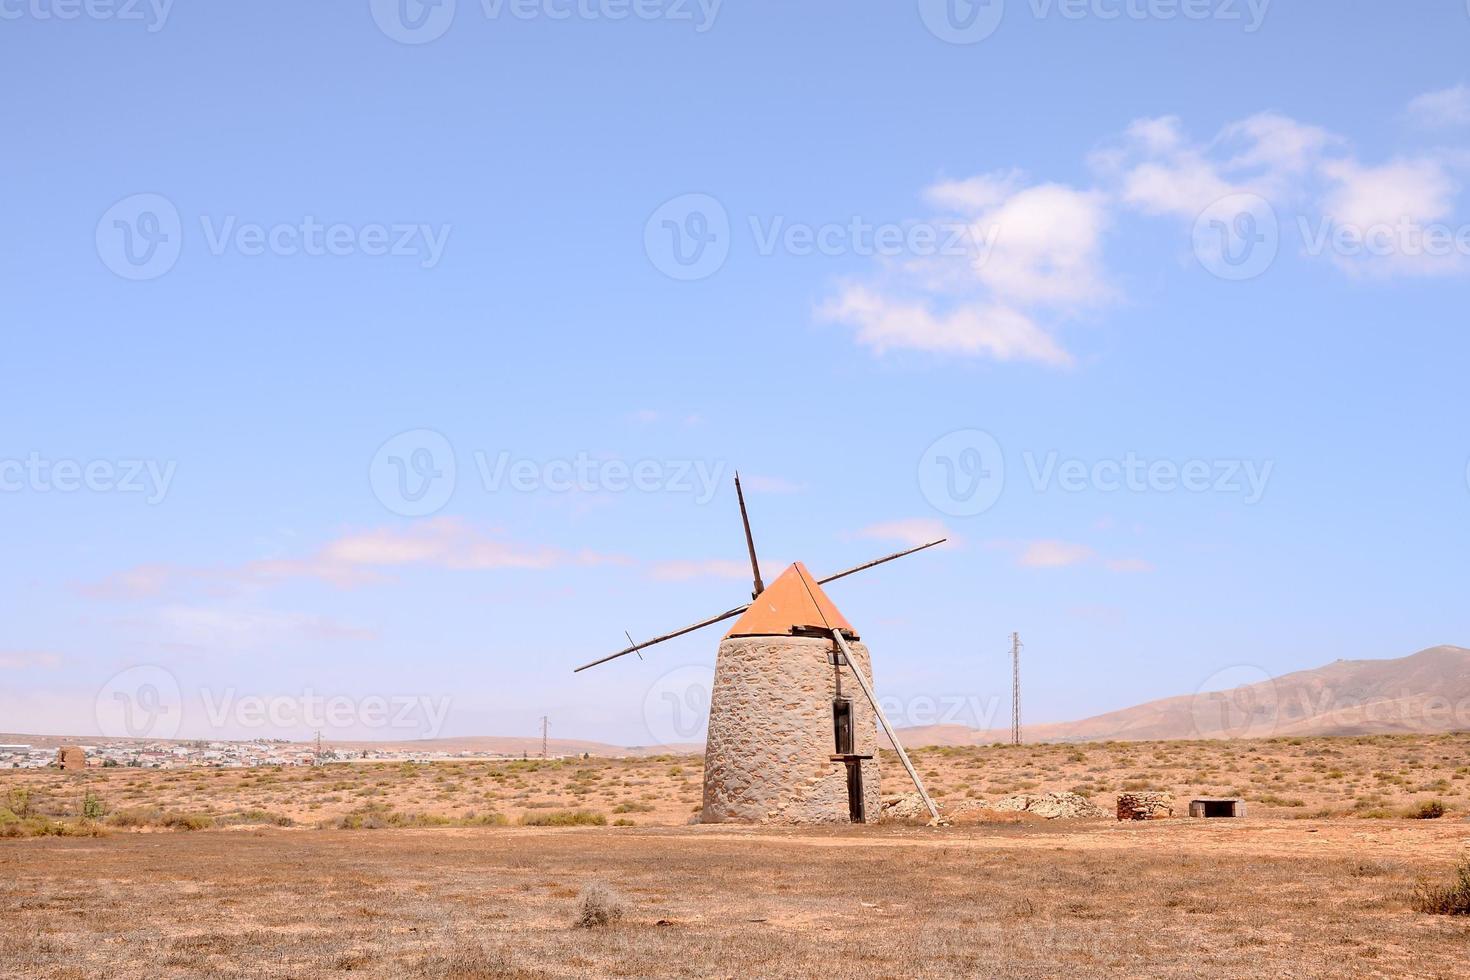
left=701, top=635, right=881, bottom=824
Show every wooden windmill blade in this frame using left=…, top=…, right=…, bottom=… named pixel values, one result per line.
left=572, top=536, right=946, bottom=673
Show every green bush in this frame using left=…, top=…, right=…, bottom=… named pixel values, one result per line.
left=82, top=792, right=107, bottom=820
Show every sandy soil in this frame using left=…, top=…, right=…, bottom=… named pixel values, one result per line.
left=3, top=819, right=1468, bottom=979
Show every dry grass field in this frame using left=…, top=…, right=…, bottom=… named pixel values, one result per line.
left=5, top=733, right=1468, bottom=832
left=3, top=733, right=1468, bottom=978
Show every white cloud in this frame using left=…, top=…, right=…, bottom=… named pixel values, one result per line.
left=852, top=519, right=954, bottom=548
left=82, top=518, right=625, bottom=600
left=1103, top=111, right=1337, bottom=218
left=1407, top=84, right=1470, bottom=129
left=1104, top=558, right=1155, bottom=574
left=924, top=170, right=1023, bottom=212
left=1318, top=157, right=1458, bottom=230
left=820, top=170, right=1110, bottom=367
left=817, top=285, right=1073, bottom=367
left=1018, top=540, right=1096, bottom=568
left=0, top=651, right=62, bottom=670
left=971, top=184, right=1111, bottom=307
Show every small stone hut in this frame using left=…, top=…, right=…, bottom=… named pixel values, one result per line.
left=1189, top=797, right=1246, bottom=818
left=56, top=746, right=86, bottom=771
left=1116, top=791, right=1174, bottom=820
left=701, top=563, right=881, bottom=824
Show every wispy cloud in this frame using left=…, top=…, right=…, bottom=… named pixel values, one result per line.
left=1407, top=84, right=1470, bottom=129
left=818, top=175, right=1108, bottom=367
left=1104, top=557, right=1156, bottom=574
left=0, top=651, right=63, bottom=670
left=1018, top=540, right=1096, bottom=568
left=852, top=518, right=955, bottom=548
left=991, top=539, right=1153, bottom=574
left=827, top=92, right=1470, bottom=364
left=81, top=518, right=629, bottom=600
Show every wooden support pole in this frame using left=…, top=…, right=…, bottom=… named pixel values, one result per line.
left=829, top=628, right=940, bottom=821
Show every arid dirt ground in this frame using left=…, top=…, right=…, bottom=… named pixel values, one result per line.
left=4, top=821, right=1469, bottom=978
left=4, top=734, right=1469, bottom=978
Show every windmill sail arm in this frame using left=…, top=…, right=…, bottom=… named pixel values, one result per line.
left=572, top=538, right=946, bottom=674
left=816, top=538, right=946, bottom=586
left=572, top=604, right=751, bottom=673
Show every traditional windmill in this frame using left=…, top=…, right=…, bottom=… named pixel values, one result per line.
left=575, top=475, right=941, bottom=824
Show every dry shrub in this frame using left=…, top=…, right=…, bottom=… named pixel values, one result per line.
left=575, top=882, right=626, bottom=927
left=1412, top=860, right=1470, bottom=916
left=1408, top=800, right=1447, bottom=819
left=521, top=810, right=605, bottom=827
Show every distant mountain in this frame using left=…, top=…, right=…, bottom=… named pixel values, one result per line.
left=897, top=645, right=1470, bottom=745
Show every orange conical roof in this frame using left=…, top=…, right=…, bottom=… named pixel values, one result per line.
left=725, top=562, right=855, bottom=638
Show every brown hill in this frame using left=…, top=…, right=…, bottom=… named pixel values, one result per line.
left=897, top=645, right=1470, bottom=745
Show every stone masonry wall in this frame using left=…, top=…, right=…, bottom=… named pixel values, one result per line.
left=701, top=635, right=881, bottom=824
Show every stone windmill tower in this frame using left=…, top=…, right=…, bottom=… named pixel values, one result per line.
left=576, top=476, right=941, bottom=824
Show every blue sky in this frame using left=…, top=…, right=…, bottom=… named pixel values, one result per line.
left=2, top=1, right=1468, bottom=745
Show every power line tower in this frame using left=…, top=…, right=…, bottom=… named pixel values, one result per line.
left=313, top=729, right=324, bottom=764
left=1009, top=632, right=1023, bottom=746
left=540, top=716, right=549, bottom=760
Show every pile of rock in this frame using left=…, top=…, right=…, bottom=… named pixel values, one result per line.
left=1116, top=791, right=1174, bottom=820
left=991, top=792, right=1105, bottom=820
left=879, top=793, right=932, bottom=821
left=56, top=746, right=85, bottom=772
